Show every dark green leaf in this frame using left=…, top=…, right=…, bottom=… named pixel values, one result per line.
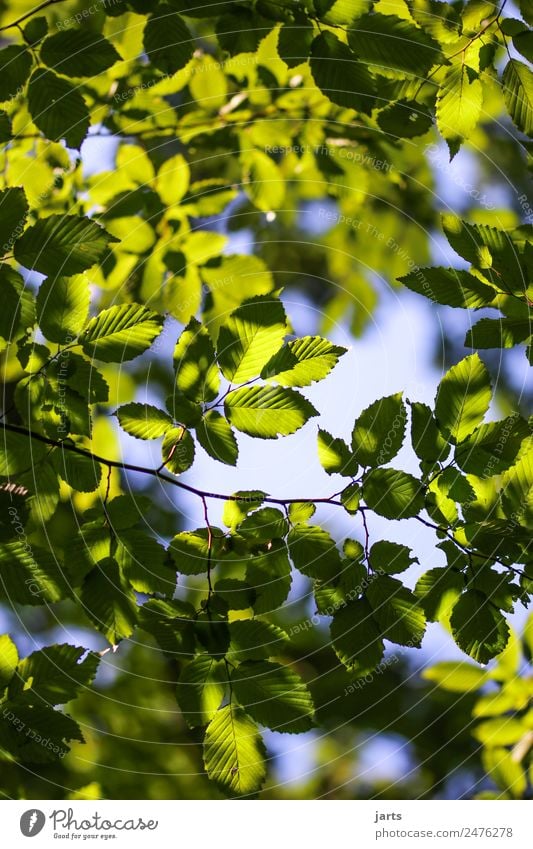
left=450, top=590, right=510, bottom=663
left=144, top=5, right=194, bottom=74
left=40, top=29, right=121, bottom=77
left=15, top=214, right=117, bottom=276
left=27, top=69, right=89, bottom=148
left=174, top=317, right=220, bottom=403
left=0, top=187, right=28, bottom=252
left=0, top=46, right=32, bottom=101
left=352, top=393, right=406, bottom=466
left=231, top=660, right=314, bottom=733
left=36, top=275, right=90, bottom=343
left=330, top=599, right=385, bottom=676
left=363, top=468, right=425, bottom=519
left=310, top=32, right=376, bottom=113
left=366, top=575, right=426, bottom=647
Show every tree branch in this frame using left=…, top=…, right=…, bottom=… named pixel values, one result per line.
left=0, top=0, right=66, bottom=33
left=1, top=421, right=345, bottom=508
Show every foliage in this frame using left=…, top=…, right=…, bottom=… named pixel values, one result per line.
left=0, top=0, right=531, bottom=800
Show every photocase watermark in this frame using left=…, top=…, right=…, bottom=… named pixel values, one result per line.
left=20, top=809, right=46, bottom=838
left=19, top=807, right=159, bottom=838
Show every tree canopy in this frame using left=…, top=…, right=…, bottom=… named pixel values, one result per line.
left=0, top=0, right=532, bottom=800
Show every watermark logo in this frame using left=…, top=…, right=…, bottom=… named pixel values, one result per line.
left=20, top=810, right=46, bottom=837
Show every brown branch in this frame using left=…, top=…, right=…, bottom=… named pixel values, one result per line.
left=1, top=421, right=345, bottom=508
left=0, top=0, right=66, bottom=33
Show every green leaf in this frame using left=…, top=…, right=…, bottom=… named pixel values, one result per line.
left=54, top=450, right=102, bottom=493
left=436, top=64, right=483, bottom=154
left=27, top=69, right=89, bottom=149
left=8, top=644, right=99, bottom=705
left=348, top=13, right=442, bottom=75
left=81, top=557, right=138, bottom=645
left=0, top=701, right=83, bottom=763
left=196, top=411, right=239, bottom=466
left=0, top=187, right=28, bottom=251
left=0, top=429, right=47, bottom=476
left=454, top=416, right=530, bottom=476
left=440, top=214, right=509, bottom=267
left=238, top=507, right=288, bottom=543
left=116, top=530, right=176, bottom=595
left=225, top=385, right=318, bottom=439
left=174, top=318, right=220, bottom=403
left=513, top=30, right=533, bottom=62
left=166, top=392, right=202, bottom=426
left=116, top=403, right=172, bottom=440
left=23, top=16, right=48, bottom=44
left=315, top=0, right=372, bottom=25
left=369, top=540, right=418, bottom=575
left=157, top=153, right=190, bottom=206
left=366, top=575, right=426, bottom=647
left=223, top=491, right=267, bottom=529
left=14, top=214, right=117, bottom=276
left=277, top=19, right=314, bottom=67
left=377, top=100, right=433, bottom=139
left=0, top=634, right=18, bottom=689
left=317, top=429, right=359, bottom=476
left=352, top=393, right=407, bottom=466
left=176, top=655, right=227, bottom=728
left=169, top=528, right=222, bottom=575
left=203, top=705, right=266, bottom=797
left=0, top=46, right=32, bottom=101
left=450, top=590, right=510, bottom=664
left=247, top=540, right=292, bottom=614
left=483, top=747, right=527, bottom=798
left=288, top=524, right=343, bottom=580
left=422, top=661, right=488, bottom=692
left=363, top=468, right=425, bottom=519
left=262, top=336, right=346, bottom=387
left=217, top=296, right=287, bottom=384
left=434, top=353, right=492, bottom=443
left=500, top=447, right=533, bottom=529
left=202, top=254, right=275, bottom=338
left=341, top=482, right=360, bottom=513
left=399, top=267, right=496, bottom=308
left=410, top=401, right=450, bottom=463
left=414, top=567, right=464, bottom=622
left=36, top=275, right=90, bottom=343
left=502, top=59, right=533, bottom=137
left=231, top=660, right=314, bottom=733
left=161, top=426, right=195, bottom=474
left=310, top=31, right=376, bottom=113
left=330, top=599, right=385, bottom=676
left=80, top=304, right=164, bottom=362
left=241, top=150, right=285, bottom=213
left=138, top=598, right=195, bottom=658
left=465, top=317, right=532, bottom=349
left=227, top=620, right=289, bottom=663
left=40, top=29, right=121, bottom=77
left=0, top=540, right=71, bottom=605
left=144, top=5, right=194, bottom=74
